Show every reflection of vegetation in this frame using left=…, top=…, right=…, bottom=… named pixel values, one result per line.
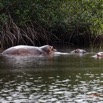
left=0, top=0, right=103, bottom=48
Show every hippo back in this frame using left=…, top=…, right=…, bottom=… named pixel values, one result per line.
left=2, top=45, right=42, bottom=56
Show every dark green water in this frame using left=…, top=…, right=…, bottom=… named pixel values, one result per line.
left=0, top=51, right=103, bottom=103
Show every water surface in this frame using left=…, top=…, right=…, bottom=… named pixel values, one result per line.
left=0, top=49, right=103, bottom=103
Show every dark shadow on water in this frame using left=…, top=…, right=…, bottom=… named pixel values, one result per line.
left=0, top=52, right=103, bottom=73
left=0, top=55, right=58, bottom=73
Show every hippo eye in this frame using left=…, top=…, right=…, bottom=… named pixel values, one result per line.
left=50, top=46, right=53, bottom=50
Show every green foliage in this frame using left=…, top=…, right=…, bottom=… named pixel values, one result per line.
left=0, top=0, right=103, bottom=47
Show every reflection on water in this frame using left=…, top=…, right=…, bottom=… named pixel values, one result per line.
left=0, top=51, right=103, bottom=102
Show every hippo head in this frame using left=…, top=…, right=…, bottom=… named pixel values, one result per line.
left=74, top=49, right=86, bottom=53
left=40, top=45, right=57, bottom=56
left=92, top=52, right=103, bottom=59
left=71, top=49, right=86, bottom=54
left=97, top=52, right=103, bottom=58
left=75, top=49, right=80, bottom=53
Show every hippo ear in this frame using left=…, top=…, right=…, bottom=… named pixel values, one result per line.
left=50, top=46, right=53, bottom=49
left=47, top=46, right=54, bottom=54
left=49, top=46, right=54, bottom=51
left=49, top=46, right=57, bottom=52
left=41, top=45, right=51, bottom=55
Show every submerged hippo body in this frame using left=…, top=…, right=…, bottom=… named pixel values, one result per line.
left=71, top=49, right=87, bottom=53
left=2, top=45, right=57, bottom=56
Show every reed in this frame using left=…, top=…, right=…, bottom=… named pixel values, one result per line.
left=0, top=15, right=58, bottom=49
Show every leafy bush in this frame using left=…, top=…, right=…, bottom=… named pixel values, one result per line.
left=0, top=0, right=103, bottom=48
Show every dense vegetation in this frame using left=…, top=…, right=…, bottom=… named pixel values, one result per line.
left=0, top=0, right=103, bottom=48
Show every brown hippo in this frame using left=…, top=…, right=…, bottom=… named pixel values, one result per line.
left=2, top=45, right=57, bottom=57
left=71, top=49, right=87, bottom=53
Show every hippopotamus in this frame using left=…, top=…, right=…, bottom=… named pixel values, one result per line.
left=92, top=52, right=103, bottom=59
left=2, top=45, right=69, bottom=57
left=2, top=45, right=57, bottom=56
left=71, top=49, right=87, bottom=53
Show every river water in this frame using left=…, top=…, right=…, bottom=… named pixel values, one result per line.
left=0, top=48, right=103, bottom=103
